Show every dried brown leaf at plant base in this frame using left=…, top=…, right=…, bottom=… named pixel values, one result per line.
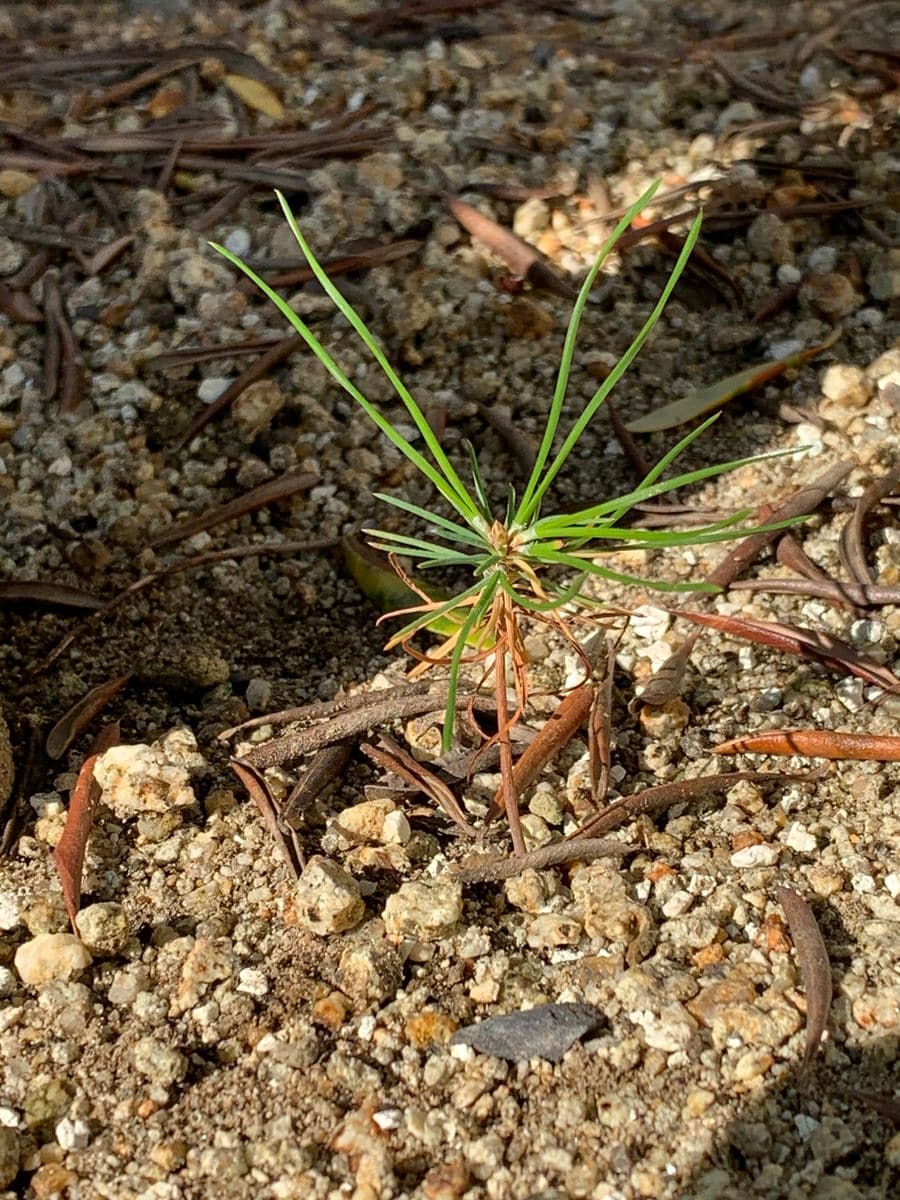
left=52, top=724, right=119, bottom=932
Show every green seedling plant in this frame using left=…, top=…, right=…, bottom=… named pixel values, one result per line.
left=212, top=180, right=799, bottom=854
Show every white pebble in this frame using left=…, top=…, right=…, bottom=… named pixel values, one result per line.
left=223, top=228, right=251, bottom=257
left=0, top=892, right=19, bottom=930
left=198, top=377, right=232, bottom=404
left=730, top=844, right=779, bottom=868
left=784, top=824, right=816, bottom=854
left=236, top=968, right=269, bottom=997
left=885, top=873, right=900, bottom=899
left=55, top=1117, right=91, bottom=1151
left=807, top=246, right=837, bottom=273
left=14, top=933, right=92, bottom=987
left=662, top=890, right=694, bottom=917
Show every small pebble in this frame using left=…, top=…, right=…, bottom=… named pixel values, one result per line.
left=783, top=824, right=816, bottom=854
left=198, top=377, right=232, bottom=404
left=55, top=1117, right=91, bottom=1151
left=295, top=856, right=365, bottom=935
left=747, top=213, right=792, bottom=264
left=93, top=729, right=204, bottom=818
left=800, top=273, right=860, bottom=320
left=0, top=1127, right=20, bottom=1189
left=383, top=878, right=462, bottom=942
left=245, top=677, right=273, bottom=712
left=820, top=363, right=870, bottom=408
left=730, top=844, right=779, bottom=869
left=14, top=933, right=92, bottom=987
left=867, top=248, right=900, bottom=301
left=223, top=228, right=251, bottom=256
left=75, top=903, right=129, bottom=956
left=236, top=967, right=269, bottom=997
left=132, top=1037, right=188, bottom=1086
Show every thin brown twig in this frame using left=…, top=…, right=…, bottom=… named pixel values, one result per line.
left=637, top=459, right=855, bottom=706
left=839, top=463, right=900, bottom=586
left=569, top=770, right=823, bottom=841
left=176, top=333, right=302, bottom=447
left=452, top=836, right=637, bottom=884
left=239, top=686, right=496, bottom=769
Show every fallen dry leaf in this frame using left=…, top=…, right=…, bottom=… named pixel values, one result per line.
left=714, top=729, right=900, bottom=761
left=778, top=885, right=832, bottom=1067
left=52, top=724, right=119, bottom=932
left=223, top=73, right=284, bottom=119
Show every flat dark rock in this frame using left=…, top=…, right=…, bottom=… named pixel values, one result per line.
left=449, top=1002, right=605, bottom=1063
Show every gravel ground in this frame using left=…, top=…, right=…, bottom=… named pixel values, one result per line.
left=1, top=1, right=899, bottom=1198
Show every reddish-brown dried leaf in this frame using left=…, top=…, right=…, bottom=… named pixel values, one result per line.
left=45, top=674, right=131, bottom=761
left=446, top=194, right=578, bottom=299
left=778, top=886, right=832, bottom=1067
left=490, top=682, right=594, bottom=816
left=839, top=462, right=900, bottom=586
left=52, top=723, right=119, bottom=932
left=714, top=729, right=900, bottom=761
left=673, top=609, right=900, bottom=694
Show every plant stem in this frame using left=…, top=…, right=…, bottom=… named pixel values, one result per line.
left=495, top=612, right=525, bottom=855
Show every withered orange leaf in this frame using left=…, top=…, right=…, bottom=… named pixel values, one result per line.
left=714, top=729, right=900, bottom=761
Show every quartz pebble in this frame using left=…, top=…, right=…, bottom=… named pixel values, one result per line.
left=867, top=248, right=900, bottom=300
left=820, top=363, right=870, bottom=409
left=337, top=931, right=402, bottom=1005
left=55, top=1117, right=91, bottom=1150
left=326, top=798, right=405, bottom=850
left=132, top=1036, right=188, bottom=1086
left=730, top=843, right=779, bottom=868
left=93, top=728, right=204, bottom=818
left=75, top=902, right=129, bottom=956
left=382, top=878, right=463, bottom=942
left=14, top=933, right=92, bottom=987
left=295, top=856, right=365, bottom=935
